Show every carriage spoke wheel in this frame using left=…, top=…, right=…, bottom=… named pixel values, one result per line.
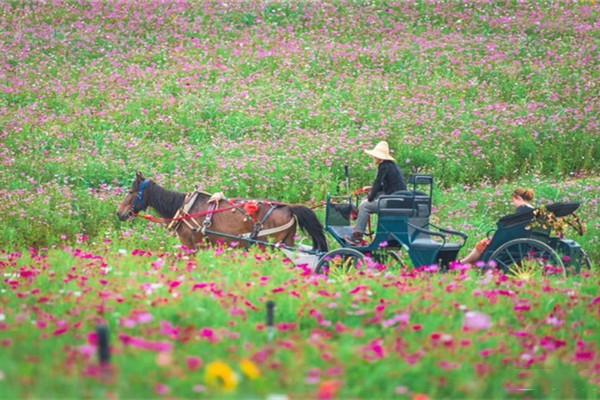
left=315, top=248, right=365, bottom=276
left=490, top=238, right=565, bottom=279
left=556, top=246, right=593, bottom=275
left=581, top=250, right=593, bottom=270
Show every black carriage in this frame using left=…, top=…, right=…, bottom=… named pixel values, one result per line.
left=481, top=202, right=592, bottom=276
left=317, top=175, right=468, bottom=273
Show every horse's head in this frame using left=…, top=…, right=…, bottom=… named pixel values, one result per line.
left=117, top=172, right=150, bottom=221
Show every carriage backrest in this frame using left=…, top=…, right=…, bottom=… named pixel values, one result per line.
left=378, top=191, right=431, bottom=218
left=376, top=192, right=432, bottom=247
left=482, top=207, right=554, bottom=261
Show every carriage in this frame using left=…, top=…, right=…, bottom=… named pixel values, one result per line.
left=315, top=175, right=468, bottom=273
left=479, top=202, right=591, bottom=276
left=315, top=175, right=591, bottom=276
left=121, top=173, right=591, bottom=275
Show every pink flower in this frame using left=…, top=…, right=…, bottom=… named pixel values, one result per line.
left=350, top=285, right=368, bottom=295
left=574, top=341, right=595, bottom=363
left=78, top=344, right=96, bottom=358
left=168, top=280, right=182, bottom=290
left=192, top=282, right=210, bottom=291
left=160, top=321, right=179, bottom=339
left=119, top=334, right=173, bottom=353
left=362, top=338, right=386, bottom=361
left=186, top=356, right=202, bottom=371
left=151, top=258, right=164, bottom=270
left=200, top=328, right=218, bottom=343
left=155, top=384, right=170, bottom=396
left=136, top=312, right=153, bottom=324
left=53, top=326, right=69, bottom=336
left=545, top=316, right=563, bottom=327
left=277, top=323, right=297, bottom=332
left=513, top=300, right=531, bottom=312
left=540, top=336, right=566, bottom=352
left=382, top=313, right=410, bottom=328
left=464, top=311, right=493, bottom=331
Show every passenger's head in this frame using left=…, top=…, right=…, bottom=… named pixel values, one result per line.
left=512, top=188, right=534, bottom=206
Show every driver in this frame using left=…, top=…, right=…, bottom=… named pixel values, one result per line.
left=348, top=141, right=407, bottom=244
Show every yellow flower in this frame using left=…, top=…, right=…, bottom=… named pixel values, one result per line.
left=240, top=359, right=260, bottom=380
left=204, top=361, right=238, bottom=392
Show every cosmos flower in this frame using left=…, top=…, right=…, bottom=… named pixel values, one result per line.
left=205, top=361, right=238, bottom=392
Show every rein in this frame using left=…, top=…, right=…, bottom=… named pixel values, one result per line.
left=140, top=204, right=238, bottom=224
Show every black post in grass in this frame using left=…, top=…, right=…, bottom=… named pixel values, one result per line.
left=266, top=301, right=275, bottom=342
left=344, top=164, right=350, bottom=194
left=96, top=325, right=111, bottom=365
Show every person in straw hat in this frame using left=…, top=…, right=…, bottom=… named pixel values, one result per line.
left=348, top=141, right=407, bottom=244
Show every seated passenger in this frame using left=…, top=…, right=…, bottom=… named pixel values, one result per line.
left=347, top=141, right=407, bottom=244
left=460, top=188, right=535, bottom=264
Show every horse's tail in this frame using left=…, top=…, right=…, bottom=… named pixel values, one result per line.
left=289, top=206, right=328, bottom=252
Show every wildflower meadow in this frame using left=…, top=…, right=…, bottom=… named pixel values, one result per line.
left=0, top=1, right=599, bottom=399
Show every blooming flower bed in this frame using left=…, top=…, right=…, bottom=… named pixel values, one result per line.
left=0, top=246, right=598, bottom=398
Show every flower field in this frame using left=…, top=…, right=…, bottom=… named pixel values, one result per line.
left=1, top=1, right=599, bottom=398
left=1, top=246, right=599, bottom=398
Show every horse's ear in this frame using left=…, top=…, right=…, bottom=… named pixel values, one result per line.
left=136, top=171, right=145, bottom=181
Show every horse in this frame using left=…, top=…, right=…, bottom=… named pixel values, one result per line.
left=117, top=172, right=328, bottom=252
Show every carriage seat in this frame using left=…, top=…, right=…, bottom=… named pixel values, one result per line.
left=408, top=217, right=462, bottom=254
left=496, top=202, right=580, bottom=229
left=378, top=192, right=431, bottom=217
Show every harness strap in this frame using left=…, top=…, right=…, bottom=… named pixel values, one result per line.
left=168, top=191, right=203, bottom=232
left=250, top=204, right=278, bottom=240
left=201, top=201, right=219, bottom=234
left=241, top=216, right=296, bottom=239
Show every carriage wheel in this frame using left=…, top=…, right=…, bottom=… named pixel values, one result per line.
left=371, top=250, right=407, bottom=269
left=581, top=250, right=593, bottom=270
left=315, top=248, right=365, bottom=275
left=556, top=246, right=593, bottom=274
left=489, top=238, right=565, bottom=279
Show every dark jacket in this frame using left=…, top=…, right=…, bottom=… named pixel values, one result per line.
left=368, top=160, right=407, bottom=202
left=516, top=204, right=534, bottom=214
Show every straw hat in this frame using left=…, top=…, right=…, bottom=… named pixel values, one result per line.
left=364, top=141, right=395, bottom=161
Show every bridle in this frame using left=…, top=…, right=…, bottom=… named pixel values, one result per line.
left=125, top=179, right=150, bottom=219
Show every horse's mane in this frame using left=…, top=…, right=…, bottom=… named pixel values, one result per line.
left=146, top=181, right=188, bottom=218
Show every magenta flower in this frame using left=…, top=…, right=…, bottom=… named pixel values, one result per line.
left=540, top=336, right=566, bottom=352
left=362, top=338, right=386, bottom=361
left=155, top=384, right=170, bottom=396
left=513, top=300, right=531, bottom=312
left=186, top=356, right=202, bottom=371
left=119, top=334, right=173, bottom=353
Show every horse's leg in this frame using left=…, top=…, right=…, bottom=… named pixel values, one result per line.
left=280, top=224, right=296, bottom=247
left=267, top=208, right=296, bottom=247
left=177, top=226, right=198, bottom=251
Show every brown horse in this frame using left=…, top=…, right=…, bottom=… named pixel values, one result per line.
left=117, top=172, right=328, bottom=252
